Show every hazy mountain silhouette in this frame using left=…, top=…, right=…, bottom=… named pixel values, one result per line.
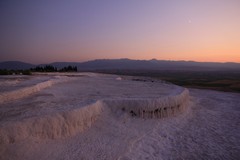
left=0, top=61, right=35, bottom=70
left=1, top=59, right=240, bottom=71
left=75, top=59, right=240, bottom=71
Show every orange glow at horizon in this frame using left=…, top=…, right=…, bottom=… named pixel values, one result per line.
left=0, top=0, right=240, bottom=64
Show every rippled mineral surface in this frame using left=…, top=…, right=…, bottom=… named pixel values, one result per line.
left=0, top=73, right=239, bottom=160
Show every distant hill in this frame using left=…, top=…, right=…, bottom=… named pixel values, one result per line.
left=75, top=59, right=240, bottom=71
left=1, top=59, right=240, bottom=71
left=0, top=61, right=35, bottom=70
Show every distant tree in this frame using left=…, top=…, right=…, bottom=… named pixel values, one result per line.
left=44, top=65, right=56, bottom=72
left=31, top=66, right=44, bottom=72
left=31, top=65, right=77, bottom=72
left=31, top=65, right=57, bottom=72
left=59, top=65, right=77, bottom=72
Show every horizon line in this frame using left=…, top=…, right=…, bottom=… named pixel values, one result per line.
left=1, top=58, right=240, bottom=65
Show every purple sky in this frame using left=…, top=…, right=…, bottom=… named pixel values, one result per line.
left=0, top=0, right=240, bottom=64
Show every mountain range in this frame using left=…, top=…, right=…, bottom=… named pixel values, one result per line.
left=0, top=59, right=240, bottom=71
left=0, top=61, right=35, bottom=70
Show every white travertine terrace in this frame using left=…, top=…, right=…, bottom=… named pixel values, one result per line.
left=0, top=101, right=104, bottom=144
left=105, top=89, right=189, bottom=119
left=0, top=76, right=70, bottom=104
left=1, top=73, right=240, bottom=160
left=0, top=73, right=189, bottom=145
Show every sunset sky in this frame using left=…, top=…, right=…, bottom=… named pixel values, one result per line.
left=0, top=0, right=240, bottom=64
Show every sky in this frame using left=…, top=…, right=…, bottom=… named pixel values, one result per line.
left=0, top=0, right=240, bottom=64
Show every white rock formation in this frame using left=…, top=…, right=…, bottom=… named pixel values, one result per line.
left=2, top=73, right=237, bottom=160
left=0, top=76, right=71, bottom=104
left=0, top=100, right=104, bottom=144
left=0, top=78, right=189, bottom=144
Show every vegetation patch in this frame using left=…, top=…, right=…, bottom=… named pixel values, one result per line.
left=93, top=69, right=240, bottom=93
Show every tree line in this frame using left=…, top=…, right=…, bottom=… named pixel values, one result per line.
left=0, top=65, right=77, bottom=75
left=30, top=65, right=78, bottom=72
left=0, top=69, right=32, bottom=75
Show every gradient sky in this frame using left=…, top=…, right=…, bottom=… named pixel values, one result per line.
left=0, top=0, right=240, bottom=64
